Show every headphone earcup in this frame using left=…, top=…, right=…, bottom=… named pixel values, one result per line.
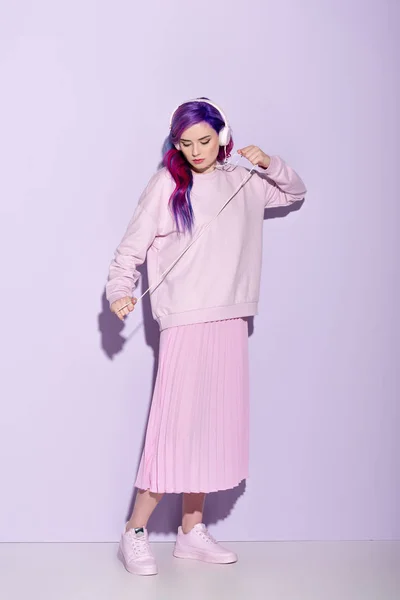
left=218, top=126, right=231, bottom=146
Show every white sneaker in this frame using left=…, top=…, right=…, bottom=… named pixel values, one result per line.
left=173, top=523, right=238, bottom=564
left=118, top=524, right=158, bottom=575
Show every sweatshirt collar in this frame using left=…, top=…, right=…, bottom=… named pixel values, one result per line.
left=191, top=167, right=220, bottom=181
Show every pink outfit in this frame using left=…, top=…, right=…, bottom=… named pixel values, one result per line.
left=107, top=156, right=306, bottom=495
left=106, top=156, right=306, bottom=331
left=134, top=318, right=250, bottom=494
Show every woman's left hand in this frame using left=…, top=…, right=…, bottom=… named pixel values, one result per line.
left=237, top=146, right=271, bottom=169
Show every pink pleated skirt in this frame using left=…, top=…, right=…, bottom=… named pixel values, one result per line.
left=134, top=317, right=250, bottom=494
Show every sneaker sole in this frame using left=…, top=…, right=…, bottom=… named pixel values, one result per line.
left=173, top=547, right=238, bottom=564
left=117, top=547, right=158, bottom=576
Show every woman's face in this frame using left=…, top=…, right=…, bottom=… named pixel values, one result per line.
left=178, top=122, right=220, bottom=174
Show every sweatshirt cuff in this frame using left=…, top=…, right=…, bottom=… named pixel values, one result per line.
left=262, top=154, right=281, bottom=175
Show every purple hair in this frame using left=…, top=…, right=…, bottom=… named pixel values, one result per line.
left=163, top=99, right=234, bottom=234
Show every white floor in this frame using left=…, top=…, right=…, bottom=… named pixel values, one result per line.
left=0, top=541, right=399, bottom=600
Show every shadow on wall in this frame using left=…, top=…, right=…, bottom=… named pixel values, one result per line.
left=97, top=199, right=302, bottom=534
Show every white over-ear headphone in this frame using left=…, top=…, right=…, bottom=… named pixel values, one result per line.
left=169, top=98, right=232, bottom=151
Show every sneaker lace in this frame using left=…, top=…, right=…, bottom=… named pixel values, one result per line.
left=126, top=531, right=151, bottom=558
left=198, top=528, right=218, bottom=544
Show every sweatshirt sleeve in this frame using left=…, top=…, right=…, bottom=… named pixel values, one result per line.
left=259, top=155, right=307, bottom=208
left=105, top=172, right=167, bottom=306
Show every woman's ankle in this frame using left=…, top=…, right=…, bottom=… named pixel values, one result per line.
left=181, top=518, right=202, bottom=534
left=125, top=520, right=147, bottom=532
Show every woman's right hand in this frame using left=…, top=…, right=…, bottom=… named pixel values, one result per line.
left=110, top=296, right=137, bottom=321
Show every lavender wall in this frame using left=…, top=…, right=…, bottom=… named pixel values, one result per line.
left=1, top=0, right=399, bottom=542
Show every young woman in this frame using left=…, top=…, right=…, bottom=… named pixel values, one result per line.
left=106, top=98, right=307, bottom=575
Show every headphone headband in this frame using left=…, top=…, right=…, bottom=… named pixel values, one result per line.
left=169, top=98, right=229, bottom=130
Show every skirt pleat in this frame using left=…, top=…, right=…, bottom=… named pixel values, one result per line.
left=134, top=318, right=250, bottom=494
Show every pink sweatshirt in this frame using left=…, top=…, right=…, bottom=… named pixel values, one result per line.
left=106, top=155, right=306, bottom=330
